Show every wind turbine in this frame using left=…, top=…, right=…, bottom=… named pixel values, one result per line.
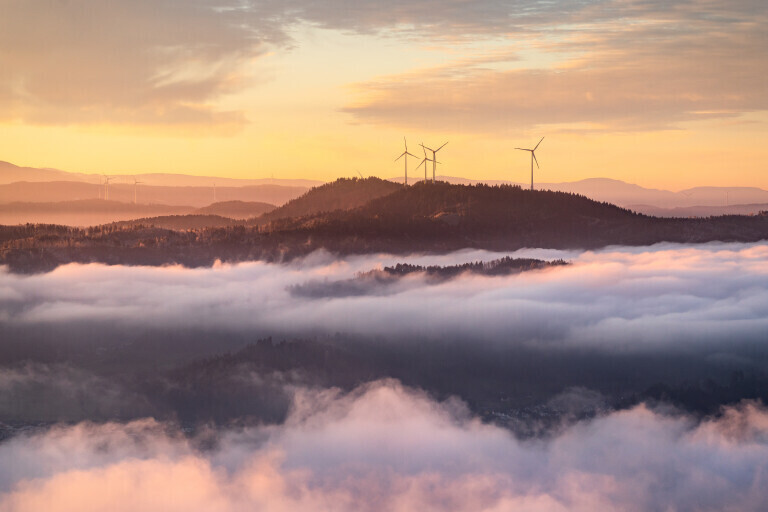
left=103, top=175, right=113, bottom=200
left=515, top=137, right=544, bottom=191
left=394, top=137, right=418, bottom=186
left=357, top=170, right=364, bottom=179
left=415, top=143, right=433, bottom=183
left=132, top=177, right=144, bottom=205
left=420, top=141, right=448, bottom=183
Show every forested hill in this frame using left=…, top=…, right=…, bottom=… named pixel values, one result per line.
left=268, top=181, right=649, bottom=245
left=2, top=181, right=768, bottom=273
left=343, top=181, right=636, bottom=225
left=282, top=182, right=767, bottom=249
left=112, top=215, right=242, bottom=230
left=251, top=177, right=402, bottom=225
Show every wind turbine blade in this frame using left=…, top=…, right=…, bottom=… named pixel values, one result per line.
left=404, top=136, right=408, bottom=151
left=435, top=141, right=449, bottom=152
left=420, top=143, right=434, bottom=152
left=405, top=151, right=418, bottom=158
left=395, top=152, right=405, bottom=162
left=533, top=152, right=540, bottom=168
left=514, top=148, right=530, bottom=152
left=534, top=137, right=544, bottom=151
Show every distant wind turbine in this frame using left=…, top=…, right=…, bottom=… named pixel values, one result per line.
left=103, top=175, right=113, bottom=200
left=357, top=170, right=364, bottom=179
left=420, top=141, right=448, bottom=183
left=133, top=177, right=144, bottom=205
left=515, top=137, right=544, bottom=191
left=394, top=137, right=418, bottom=186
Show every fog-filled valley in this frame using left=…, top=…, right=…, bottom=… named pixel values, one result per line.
left=1, top=243, right=767, bottom=509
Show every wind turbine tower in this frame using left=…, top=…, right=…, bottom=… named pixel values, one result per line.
left=394, top=137, right=418, bottom=185
left=133, top=177, right=144, bottom=204
left=515, top=137, right=544, bottom=191
left=420, top=142, right=448, bottom=183
left=415, top=143, right=433, bottom=183
left=103, top=175, right=113, bottom=200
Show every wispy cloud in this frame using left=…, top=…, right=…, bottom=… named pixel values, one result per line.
left=0, top=0, right=283, bottom=128
left=343, top=0, right=768, bottom=133
left=0, top=0, right=588, bottom=128
left=5, top=0, right=764, bottom=132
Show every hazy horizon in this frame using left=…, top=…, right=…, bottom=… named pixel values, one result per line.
left=1, top=1, right=766, bottom=189
left=4, top=158, right=768, bottom=193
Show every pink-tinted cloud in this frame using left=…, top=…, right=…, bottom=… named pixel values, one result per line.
left=0, top=380, right=767, bottom=511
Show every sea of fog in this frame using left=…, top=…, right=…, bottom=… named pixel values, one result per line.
left=2, top=241, right=767, bottom=350
left=1, top=241, right=767, bottom=511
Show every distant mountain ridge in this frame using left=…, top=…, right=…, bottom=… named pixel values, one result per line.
left=0, top=160, right=322, bottom=188
left=0, top=181, right=307, bottom=208
left=0, top=199, right=275, bottom=227
left=0, top=199, right=193, bottom=226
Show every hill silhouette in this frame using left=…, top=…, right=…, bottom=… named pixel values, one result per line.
left=0, top=160, right=322, bottom=188
left=252, top=177, right=402, bottom=225
left=267, top=181, right=650, bottom=249
left=0, top=181, right=307, bottom=208
left=192, top=200, right=275, bottom=219
left=629, top=202, right=768, bottom=218
left=2, top=180, right=768, bottom=273
left=0, top=199, right=193, bottom=226
left=112, top=215, right=242, bottom=230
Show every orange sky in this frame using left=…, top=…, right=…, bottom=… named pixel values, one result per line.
left=1, top=1, right=766, bottom=190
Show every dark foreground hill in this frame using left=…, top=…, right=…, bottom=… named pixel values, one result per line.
left=1, top=181, right=767, bottom=273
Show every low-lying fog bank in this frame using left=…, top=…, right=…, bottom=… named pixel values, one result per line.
left=2, top=242, right=767, bottom=350
left=0, top=380, right=766, bottom=512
